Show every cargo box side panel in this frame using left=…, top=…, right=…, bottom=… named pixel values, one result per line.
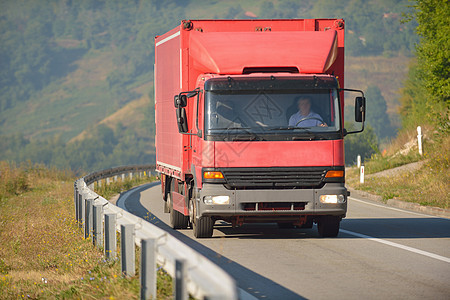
left=155, top=29, right=184, bottom=175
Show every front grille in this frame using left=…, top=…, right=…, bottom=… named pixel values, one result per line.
left=242, top=202, right=306, bottom=211
left=221, top=167, right=327, bottom=189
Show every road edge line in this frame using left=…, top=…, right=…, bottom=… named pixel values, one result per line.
left=340, top=229, right=450, bottom=263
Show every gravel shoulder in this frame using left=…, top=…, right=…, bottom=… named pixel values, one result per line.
left=365, top=160, right=425, bottom=178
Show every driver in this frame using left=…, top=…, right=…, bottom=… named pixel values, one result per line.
left=288, top=97, right=327, bottom=127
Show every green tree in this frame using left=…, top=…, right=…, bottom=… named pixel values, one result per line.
left=344, top=122, right=378, bottom=165
left=413, top=0, right=450, bottom=101
left=402, top=0, right=449, bottom=131
left=259, top=2, right=276, bottom=18
left=399, top=61, right=429, bottom=128
left=365, top=85, right=395, bottom=140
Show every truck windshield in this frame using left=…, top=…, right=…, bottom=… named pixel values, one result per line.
left=205, top=89, right=341, bottom=141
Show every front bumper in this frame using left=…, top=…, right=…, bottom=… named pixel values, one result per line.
left=197, top=183, right=347, bottom=219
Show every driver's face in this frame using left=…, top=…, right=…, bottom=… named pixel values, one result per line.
left=298, top=99, right=311, bottom=115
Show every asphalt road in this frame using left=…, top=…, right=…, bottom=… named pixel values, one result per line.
left=118, top=183, right=450, bottom=299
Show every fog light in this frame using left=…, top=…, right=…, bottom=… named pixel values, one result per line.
left=203, top=195, right=230, bottom=205
left=320, top=194, right=345, bottom=204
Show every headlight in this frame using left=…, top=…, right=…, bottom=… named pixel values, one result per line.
left=320, top=194, right=346, bottom=204
left=203, top=195, right=230, bottom=205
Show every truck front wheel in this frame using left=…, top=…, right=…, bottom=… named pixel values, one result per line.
left=317, top=216, right=340, bottom=237
left=189, top=199, right=214, bottom=238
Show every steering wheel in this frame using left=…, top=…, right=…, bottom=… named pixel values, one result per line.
left=295, top=117, right=325, bottom=127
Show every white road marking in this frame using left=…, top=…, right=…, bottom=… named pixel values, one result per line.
left=239, top=289, right=259, bottom=300
left=340, top=229, right=450, bottom=263
left=349, top=196, right=438, bottom=218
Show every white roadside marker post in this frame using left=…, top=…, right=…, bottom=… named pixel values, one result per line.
left=417, top=126, right=423, bottom=156
left=360, top=165, right=365, bottom=184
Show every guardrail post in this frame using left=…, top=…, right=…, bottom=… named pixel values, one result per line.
left=74, top=185, right=79, bottom=223
left=106, top=177, right=110, bottom=185
left=93, top=204, right=103, bottom=248
left=85, top=199, right=93, bottom=239
left=175, top=259, right=187, bottom=300
left=129, top=172, right=133, bottom=180
left=140, top=238, right=157, bottom=300
left=105, top=213, right=117, bottom=259
left=122, top=173, right=125, bottom=181
left=121, top=224, right=135, bottom=277
left=204, top=295, right=227, bottom=300
left=78, top=193, right=84, bottom=228
left=114, top=175, right=118, bottom=182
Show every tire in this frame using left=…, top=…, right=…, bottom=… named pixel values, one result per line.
left=190, top=199, right=214, bottom=238
left=193, top=216, right=214, bottom=238
left=168, top=192, right=189, bottom=229
left=277, top=222, right=295, bottom=229
left=317, top=216, right=340, bottom=237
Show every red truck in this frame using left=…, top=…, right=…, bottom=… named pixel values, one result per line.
left=154, top=19, right=366, bottom=238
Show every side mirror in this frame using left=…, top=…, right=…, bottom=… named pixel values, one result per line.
left=174, top=94, right=187, bottom=108
left=186, top=90, right=198, bottom=98
left=176, top=107, right=188, bottom=133
left=174, top=89, right=199, bottom=108
left=355, top=96, right=366, bottom=122
left=341, top=88, right=365, bottom=136
left=174, top=88, right=200, bottom=135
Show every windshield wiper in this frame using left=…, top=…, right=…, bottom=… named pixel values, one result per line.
left=209, top=127, right=252, bottom=131
left=268, top=126, right=312, bottom=131
left=292, top=134, right=318, bottom=140
left=231, top=135, right=266, bottom=141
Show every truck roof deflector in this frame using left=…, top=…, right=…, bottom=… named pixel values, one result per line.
left=189, top=30, right=338, bottom=75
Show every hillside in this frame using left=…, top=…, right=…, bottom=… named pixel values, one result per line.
left=0, top=0, right=418, bottom=171
left=346, top=55, right=410, bottom=121
left=70, top=93, right=151, bottom=143
left=1, top=51, right=116, bottom=140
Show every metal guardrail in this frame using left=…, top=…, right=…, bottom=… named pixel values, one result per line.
left=74, top=165, right=238, bottom=300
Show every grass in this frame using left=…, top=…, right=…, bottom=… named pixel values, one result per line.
left=94, top=173, right=158, bottom=200
left=0, top=162, right=173, bottom=299
left=346, top=128, right=449, bottom=209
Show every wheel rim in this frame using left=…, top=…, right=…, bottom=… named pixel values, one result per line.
left=189, top=200, right=195, bottom=225
left=167, top=193, right=171, bottom=212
